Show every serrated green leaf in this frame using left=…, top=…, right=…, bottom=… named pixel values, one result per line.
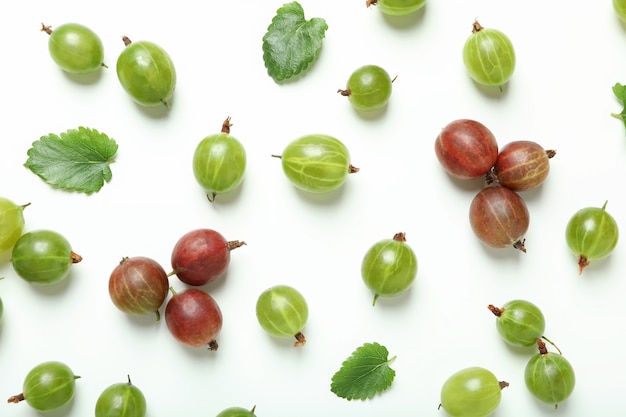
left=24, top=127, right=118, bottom=194
left=330, top=342, right=396, bottom=401
left=611, top=82, right=626, bottom=131
left=262, top=1, right=328, bottom=82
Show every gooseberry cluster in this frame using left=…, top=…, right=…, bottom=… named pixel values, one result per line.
left=488, top=300, right=576, bottom=408
left=435, top=118, right=556, bottom=252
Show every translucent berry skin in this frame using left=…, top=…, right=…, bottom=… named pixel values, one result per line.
left=279, top=134, right=355, bottom=193
left=10, top=361, right=79, bottom=412
left=565, top=201, right=619, bottom=274
left=108, top=256, right=170, bottom=318
left=44, top=23, right=104, bottom=73
left=216, top=406, right=257, bottom=417
left=193, top=118, right=247, bottom=201
left=490, top=141, right=554, bottom=191
left=11, top=230, right=79, bottom=285
left=0, top=197, right=27, bottom=255
left=440, top=367, right=505, bottom=417
left=341, top=65, right=392, bottom=111
left=361, top=232, right=418, bottom=306
left=256, top=285, right=308, bottom=345
left=171, top=228, right=245, bottom=286
left=165, top=288, right=223, bottom=349
left=525, top=341, right=575, bottom=408
left=469, top=185, right=529, bottom=252
left=367, top=0, right=426, bottom=16
left=488, top=300, right=545, bottom=347
left=95, top=378, right=146, bottom=417
left=462, top=21, right=516, bottom=88
left=116, top=37, right=176, bottom=107
left=435, top=119, right=498, bottom=180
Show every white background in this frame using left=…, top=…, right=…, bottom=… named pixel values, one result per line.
left=1, top=1, right=625, bottom=416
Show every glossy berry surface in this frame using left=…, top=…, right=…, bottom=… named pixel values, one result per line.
left=256, top=285, right=308, bottom=346
left=469, top=185, right=529, bottom=252
left=170, top=228, right=245, bottom=286
left=435, top=119, right=498, bottom=180
left=366, top=0, right=426, bottom=16
left=11, top=229, right=82, bottom=285
left=0, top=197, right=28, bottom=255
left=565, top=201, right=619, bottom=274
left=361, top=232, right=418, bottom=305
left=192, top=117, right=247, bottom=202
left=440, top=367, right=507, bottom=417
left=216, top=406, right=257, bottom=417
left=165, top=288, right=223, bottom=349
left=277, top=134, right=358, bottom=193
left=489, top=141, right=555, bottom=191
left=95, top=376, right=146, bottom=417
left=488, top=300, right=545, bottom=347
left=108, top=256, right=170, bottom=319
left=8, top=361, right=79, bottom=412
left=463, top=20, right=516, bottom=88
left=42, top=23, right=104, bottom=73
left=116, top=37, right=176, bottom=107
left=338, top=64, right=393, bottom=111
left=525, top=339, right=575, bottom=408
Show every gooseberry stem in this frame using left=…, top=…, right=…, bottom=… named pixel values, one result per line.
left=71, top=251, right=83, bottom=264
left=294, top=332, right=307, bottom=347
left=499, top=381, right=510, bottom=390
left=221, top=116, right=232, bottom=134
left=7, top=393, right=25, bottom=404
left=228, top=240, right=247, bottom=251
left=540, top=335, right=563, bottom=355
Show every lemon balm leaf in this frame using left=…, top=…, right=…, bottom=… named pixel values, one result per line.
left=24, top=127, right=118, bottom=194
left=330, top=342, right=396, bottom=400
left=262, top=1, right=328, bottom=82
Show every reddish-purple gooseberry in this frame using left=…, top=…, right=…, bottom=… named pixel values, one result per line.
left=487, top=141, right=556, bottom=191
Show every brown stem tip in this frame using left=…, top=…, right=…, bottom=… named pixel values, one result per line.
left=349, top=164, right=360, bottom=174
left=392, top=232, right=407, bottom=242
left=487, top=304, right=504, bottom=317
left=228, top=240, right=247, bottom=251
left=499, top=381, right=510, bottom=390
left=546, top=150, right=557, bottom=158
left=577, top=255, right=590, bottom=275
left=40, top=23, right=52, bottom=35
left=7, top=393, right=25, bottom=404
left=472, top=20, right=484, bottom=33
left=71, top=251, right=83, bottom=264
left=337, top=88, right=350, bottom=97
left=294, top=332, right=306, bottom=347
left=513, top=239, right=526, bottom=253
left=221, top=116, right=232, bottom=134
left=122, top=36, right=132, bottom=46
left=366, top=0, right=378, bottom=8
left=208, top=340, right=219, bottom=351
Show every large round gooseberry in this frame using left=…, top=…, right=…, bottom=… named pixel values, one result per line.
left=108, top=256, right=170, bottom=320
left=116, top=36, right=176, bottom=107
left=469, top=185, right=529, bottom=252
left=439, top=366, right=508, bottom=417
left=361, top=232, right=418, bottom=306
left=525, top=339, right=575, bottom=408
left=565, top=200, right=619, bottom=274
left=435, top=119, right=498, bottom=180
left=41, top=22, right=105, bottom=73
left=366, top=0, right=426, bottom=16
left=256, top=285, right=308, bottom=346
left=462, top=20, right=516, bottom=89
left=488, top=300, right=545, bottom=347
left=274, top=134, right=359, bottom=193
left=487, top=141, right=556, bottom=191
left=192, top=117, right=247, bottom=202
left=11, top=229, right=82, bottom=285
left=95, top=375, right=146, bottom=417
left=170, top=228, right=246, bottom=286
left=164, top=288, right=223, bottom=350
left=338, top=64, right=393, bottom=112
left=614, top=0, right=626, bottom=21
left=8, top=361, right=80, bottom=412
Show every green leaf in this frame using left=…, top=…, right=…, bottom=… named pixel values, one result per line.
left=611, top=82, right=626, bottom=131
left=330, top=342, right=396, bottom=401
left=24, top=127, right=118, bottom=194
left=262, top=1, right=328, bottom=82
